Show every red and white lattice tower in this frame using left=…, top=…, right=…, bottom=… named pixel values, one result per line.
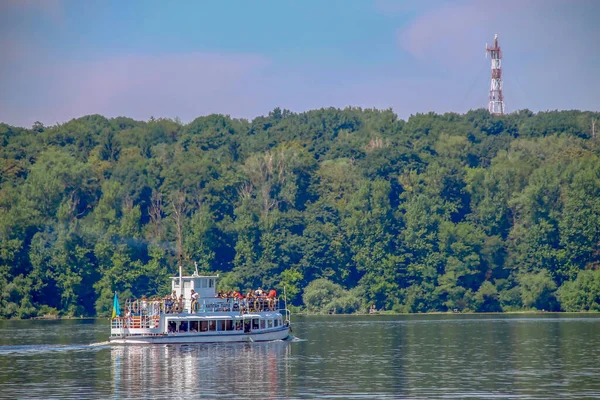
left=486, top=34, right=504, bottom=115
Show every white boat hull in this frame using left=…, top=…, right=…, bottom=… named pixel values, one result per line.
left=110, top=272, right=293, bottom=345
left=109, top=326, right=291, bottom=345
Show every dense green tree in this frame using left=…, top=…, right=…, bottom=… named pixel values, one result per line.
left=558, top=269, right=600, bottom=311
left=1, top=108, right=599, bottom=317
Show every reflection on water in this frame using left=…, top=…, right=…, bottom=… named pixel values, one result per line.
left=2, top=315, right=600, bottom=399
left=111, top=342, right=292, bottom=399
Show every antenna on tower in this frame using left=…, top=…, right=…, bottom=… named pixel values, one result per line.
left=485, top=34, right=504, bottom=115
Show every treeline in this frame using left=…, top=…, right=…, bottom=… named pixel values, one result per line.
left=1, top=108, right=600, bottom=318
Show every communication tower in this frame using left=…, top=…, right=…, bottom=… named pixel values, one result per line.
left=486, top=34, right=504, bottom=115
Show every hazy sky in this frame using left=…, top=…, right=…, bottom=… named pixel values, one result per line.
left=1, top=0, right=599, bottom=128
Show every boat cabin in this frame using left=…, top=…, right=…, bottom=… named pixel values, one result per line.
left=171, top=273, right=217, bottom=300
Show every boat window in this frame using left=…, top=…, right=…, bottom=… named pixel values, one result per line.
left=218, top=320, right=226, bottom=331
left=209, top=320, right=216, bottom=331
left=260, top=319, right=266, bottom=330
left=201, top=279, right=207, bottom=288
left=190, top=321, right=199, bottom=332
left=274, top=319, right=279, bottom=327
left=252, top=319, right=259, bottom=330
left=178, top=321, right=188, bottom=332
left=200, top=321, right=208, bottom=332
left=235, top=321, right=243, bottom=331
left=173, top=280, right=180, bottom=288
left=225, top=320, right=233, bottom=331
left=268, top=319, right=273, bottom=328
left=209, top=279, right=214, bottom=288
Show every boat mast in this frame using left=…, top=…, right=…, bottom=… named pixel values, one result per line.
left=178, top=254, right=183, bottom=296
left=283, top=285, right=290, bottom=325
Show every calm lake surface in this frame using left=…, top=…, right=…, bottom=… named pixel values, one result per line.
left=1, top=314, right=600, bottom=399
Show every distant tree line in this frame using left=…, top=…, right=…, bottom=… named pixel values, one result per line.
left=1, top=108, right=600, bottom=318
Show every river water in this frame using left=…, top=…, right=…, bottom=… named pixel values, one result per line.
left=1, top=314, right=600, bottom=399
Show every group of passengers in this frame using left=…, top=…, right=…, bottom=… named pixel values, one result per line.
left=215, top=288, right=277, bottom=300
left=163, top=291, right=185, bottom=313
left=123, top=287, right=279, bottom=317
left=191, top=287, right=279, bottom=312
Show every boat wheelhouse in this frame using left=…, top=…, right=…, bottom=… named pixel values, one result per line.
left=110, top=266, right=291, bottom=344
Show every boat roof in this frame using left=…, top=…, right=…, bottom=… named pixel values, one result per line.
left=169, top=274, right=220, bottom=279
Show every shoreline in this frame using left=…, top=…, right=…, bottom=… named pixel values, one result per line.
left=290, top=310, right=600, bottom=317
left=0, top=310, right=594, bottom=321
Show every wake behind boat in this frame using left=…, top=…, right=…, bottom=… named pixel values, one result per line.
left=110, top=264, right=291, bottom=344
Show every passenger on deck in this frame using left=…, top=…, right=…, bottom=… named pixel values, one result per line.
left=164, top=295, right=173, bottom=313
left=267, top=289, right=277, bottom=310
left=141, top=295, right=148, bottom=313
left=190, top=289, right=200, bottom=312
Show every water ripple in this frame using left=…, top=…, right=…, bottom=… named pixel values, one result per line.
left=1, top=315, right=600, bottom=399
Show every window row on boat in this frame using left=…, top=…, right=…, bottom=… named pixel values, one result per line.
left=165, top=314, right=284, bottom=334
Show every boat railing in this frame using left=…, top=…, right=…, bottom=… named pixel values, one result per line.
left=187, top=297, right=282, bottom=313
left=118, top=296, right=283, bottom=318
left=281, top=308, right=291, bottom=325
left=111, top=315, right=160, bottom=330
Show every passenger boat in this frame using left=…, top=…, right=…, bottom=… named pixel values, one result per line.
left=110, top=264, right=291, bottom=344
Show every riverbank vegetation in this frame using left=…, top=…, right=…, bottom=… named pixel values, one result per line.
left=1, top=108, right=600, bottom=318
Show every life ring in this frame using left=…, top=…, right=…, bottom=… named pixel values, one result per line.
left=172, top=302, right=181, bottom=313
left=191, top=300, right=200, bottom=312
left=132, top=300, right=139, bottom=314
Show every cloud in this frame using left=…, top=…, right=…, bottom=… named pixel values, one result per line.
left=0, top=0, right=65, bottom=25
left=395, top=0, right=600, bottom=112
left=0, top=53, right=271, bottom=127
left=0, top=0, right=66, bottom=80
left=0, top=38, right=26, bottom=68
left=1, top=0, right=598, bottom=128
left=397, top=0, right=597, bottom=69
left=0, top=51, right=455, bottom=127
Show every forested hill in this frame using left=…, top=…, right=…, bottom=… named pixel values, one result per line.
left=1, top=108, right=600, bottom=318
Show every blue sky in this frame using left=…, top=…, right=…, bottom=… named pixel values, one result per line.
left=1, top=0, right=599, bottom=128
